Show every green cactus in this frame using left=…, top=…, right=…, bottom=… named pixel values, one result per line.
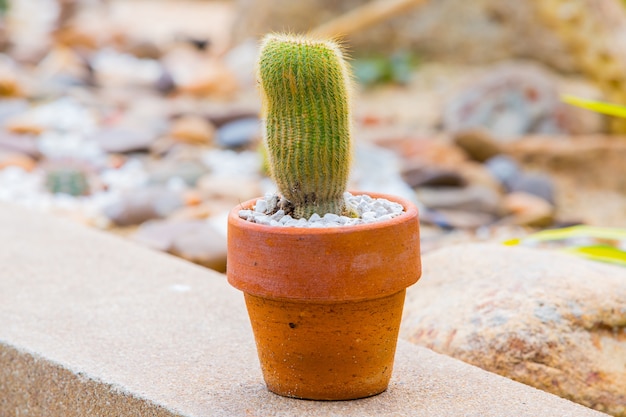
left=258, top=34, right=353, bottom=219
left=45, top=168, right=90, bottom=197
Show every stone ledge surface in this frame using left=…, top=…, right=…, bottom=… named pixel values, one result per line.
left=0, top=203, right=608, bottom=417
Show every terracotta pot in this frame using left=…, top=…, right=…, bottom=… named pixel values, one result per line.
left=227, top=192, right=421, bottom=400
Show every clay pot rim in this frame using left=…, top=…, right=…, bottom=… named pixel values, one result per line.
left=229, top=191, right=419, bottom=235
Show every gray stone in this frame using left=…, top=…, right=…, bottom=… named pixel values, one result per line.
left=169, top=222, right=227, bottom=272
left=485, top=155, right=522, bottom=188
left=416, top=185, right=503, bottom=215
left=147, top=159, right=209, bottom=187
left=215, top=117, right=260, bottom=148
left=508, top=172, right=555, bottom=204
left=92, top=127, right=156, bottom=154
left=104, top=187, right=184, bottom=226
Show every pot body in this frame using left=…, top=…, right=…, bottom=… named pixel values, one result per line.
left=227, top=192, right=421, bottom=400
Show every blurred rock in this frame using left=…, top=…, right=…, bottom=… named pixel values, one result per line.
left=169, top=222, right=227, bottom=272
left=232, top=0, right=577, bottom=72
left=453, top=128, right=503, bottom=162
left=422, top=209, right=497, bottom=229
left=147, top=159, right=208, bottom=187
left=169, top=115, right=216, bottom=146
left=0, top=151, right=36, bottom=172
left=444, top=63, right=568, bottom=140
left=376, top=137, right=468, bottom=167
left=485, top=155, right=521, bottom=189
left=506, top=135, right=626, bottom=192
left=503, top=191, right=554, bottom=227
left=402, top=165, right=466, bottom=188
left=416, top=185, right=503, bottom=215
left=401, top=244, right=626, bottom=416
left=104, top=187, right=184, bottom=226
left=92, top=127, right=156, bottom=154
left=215, top=117, right=260, bottom=149
left=196, top=174, right=261, bottom=203
left=0, top=132, right=40, bottom=158
left=507, top=172, right=555, bottom=205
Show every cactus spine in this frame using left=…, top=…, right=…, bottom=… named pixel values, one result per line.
left=258, top=34, right=352, bottom=219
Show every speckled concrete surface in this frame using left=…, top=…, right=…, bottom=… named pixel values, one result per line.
left=0, top=202, right=608, bottom=416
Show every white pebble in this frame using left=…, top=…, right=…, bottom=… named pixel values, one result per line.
left=254, top=199, right=268, bottom=213
left=239, top=192, right=405, bottom=228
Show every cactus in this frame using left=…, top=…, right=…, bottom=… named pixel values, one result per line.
left=45, top=168, right=90, bottom=196
left=532, top=0, right=626, bottom=133
left=258, top=33, right=352, bottom=219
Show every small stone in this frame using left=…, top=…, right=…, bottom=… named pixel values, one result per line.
left=0, top=151, right=36, bottom=172
left=362, top=211, right=377, bottom=222
left=508, top=172, right=556, bottom=205
left=453, top=128, right=504, bottom=162
left=309, top=213, right=322, bottom=222
left=215, top=117, right=260, bottom=149
left=402, top=165, right=466, bottom=188
left=92, top=127, right=156, bottom=154
left=323, top=213, right=340, bottom=222
left=416, top=185, right=503, bottom=215
left=169, top=222, right=227, bottom=272
left=503, top=191, right=555, bottom=228
left=169, top=115, right=216, bottom=146
left=103, top=187, right=185, bottom=227
left=197, top=174, right=261, bottom=203
left=485, top=155, right=521, bottom=189
left=254, top=199, right=268, bottom=213
left=147, top=159, right=208, bottom=187
left=270, top=209, right=285, bottom=222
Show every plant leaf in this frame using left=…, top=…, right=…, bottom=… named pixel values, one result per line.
left=565, top=245, right=626, bottom=267
left=562, top=95, right=626, bottom=118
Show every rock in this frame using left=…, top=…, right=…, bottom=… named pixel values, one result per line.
left=0, top=99, right=29, bottom=124
left=402, top=165, right=466, bottom=188
left=505, top=135, right=626, bottom=192
left=485, top=155, right=521, bottom=189
left=215, top=117, right=260, bottom=149
left=91, top=127, right=156, bottom=154
left=147, top=159, right=209, bottom=187
left=0, top=133, right=39, bottom=158
left=503, top=191, right=554, bottom=227
left=169, top=222, right=227, bottom=272
left=103, top=187, right=185, bottom=227
left=421, top=209, right=497, bottom=229
left=375, top=137, right=468, bottom=167
left=169, top=115, right=216, bottom=146
left=196, top=174, right=262, bottom=203
left=401, top=244, right=626, bottom=416
left=415, top=185, right=503, bottom=215
left=453, top=128, right=504, bottom=162
left=443, top=64, right=569, bottom=139
left=507, top=172, right=555, bottom=205
left=0, top=151, right=36, bottom=172
left=232, top=0, right=577, bottom=72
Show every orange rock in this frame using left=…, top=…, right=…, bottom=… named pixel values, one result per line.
left=169, top=115, right=216, bottom=146
left=0, top=152, right=36, bottom=171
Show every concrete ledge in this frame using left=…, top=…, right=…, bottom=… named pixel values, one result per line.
left=0, top=203, right=608, bottom=416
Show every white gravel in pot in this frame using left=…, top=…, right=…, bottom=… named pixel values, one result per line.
left=238, top=192, right=405, bottom=228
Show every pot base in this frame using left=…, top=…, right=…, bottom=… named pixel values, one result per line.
left=244, top=291, right=406, bottom=401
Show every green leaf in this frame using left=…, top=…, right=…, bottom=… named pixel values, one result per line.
left=565, top=245, right=626, bottom=267
left=562, top=95, right=626, bottom=118
left=503, top=226, right=626, bottom=267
